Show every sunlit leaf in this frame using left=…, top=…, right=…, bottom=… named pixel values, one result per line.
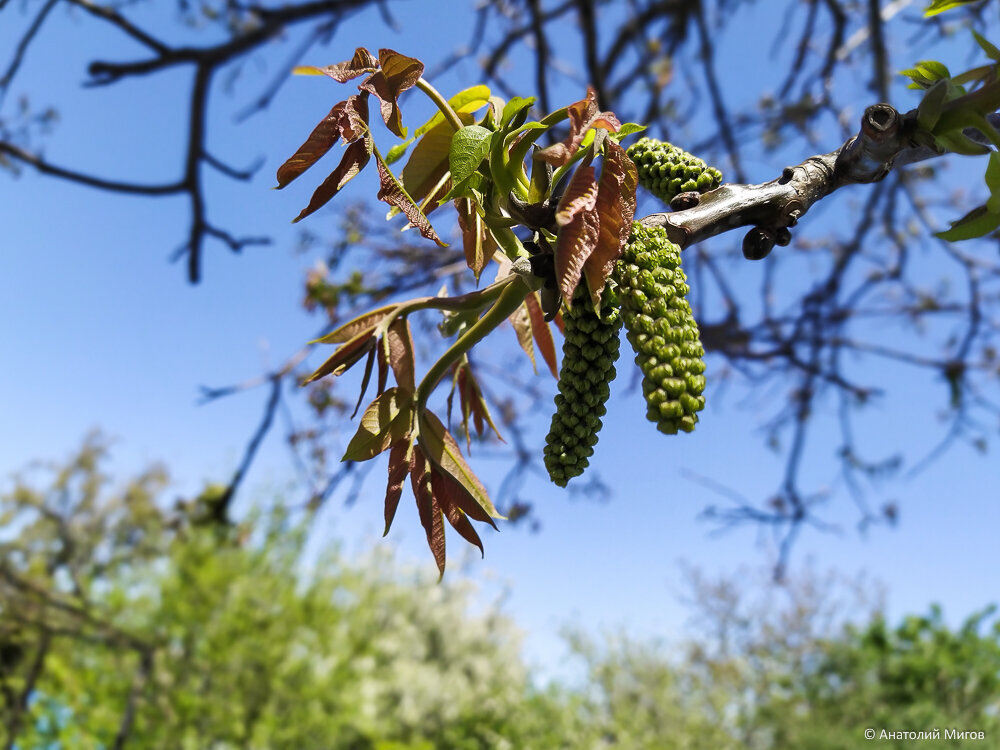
left=277, top=96, right=369, bottom=188
left=311, top=304, right=400, bottom=345
left=456, top=199, right=494, bottom=278
left=418, top=411, right=503, bottom=520
left=431, top=469, right=485, bottom=556
left=924, top=0, right=983, bottom=17
left=583, top=139, right=637, bottom=308
left=409, top=446, right=446, bottom=578
left=342, top=388, right=410, bottom=462
left=293, top=47, right=378, bottom=82
left=304, top=328, right=375, bottom=383
left=375, top=150, right=446, bottom=246
left=450, top=125, right=493, bottom=186
left=536, top=88, right=621, bottom=167
left=292, top=138, right=371, bottom=222
left=936, top=203, right=1000, bottom=241
left=358, top=49, right=425, bottom=138
left=383, top=439, right=411, bottom=535
left=554, top=164, right=600, bottom=303
left=509, top=299, right=536, bottom=373
left=386, top=318, right=415, bottom=392
left=524, top=292, right=558, bottom=379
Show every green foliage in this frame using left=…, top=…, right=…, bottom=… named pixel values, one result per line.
left=923, top=0, right=983, bottom=16
left=4, top=442, right=1000, bottom=748
left=543, top=281, right=622, bottom=487
left=626, top=137, right=722, bottom=206
left=614, top=223, right=707, bottom=434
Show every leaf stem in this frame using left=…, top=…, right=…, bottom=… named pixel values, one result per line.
left=415, top=270, right=540, bottom=408
left=416, top=77, right=465, bottom=132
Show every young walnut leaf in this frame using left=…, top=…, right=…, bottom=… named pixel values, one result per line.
left=304, top=328, right=376, bottom=384
left=583, top=139, right=638, bottom=308
left=409, top=445, right=446, bottom=578
left=375, top=150, right=446, bottom=246
left=342, top=388, right=411, bottom=462
left=310, top=303, right=399, bottom=345
left=359, top=49, right=424, bottom=138
left=524, top=291, right=558, bottom=378
left=554, top=164, right=600, bottom=304
left=295, top=47, right=379, bottom=82
left=537, top=87, right=621, bottom=167
left=385, top=318, right=416, bottom=393
left=456, top=199, right=495, bottom=278
left=418, top=410, right=502, bottom=521
left=383, top=439, right=412, bottom=535
left=449, top=360, right=503, bottom=450
left=276, top=95, right=370, bottom=189
left=293, top=137, right=372, bottom=223
left=430, top=469, right=485, bottom=557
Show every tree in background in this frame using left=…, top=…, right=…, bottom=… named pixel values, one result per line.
left=3, top=0, right=1000, bottom=570
left=2, top=441, right=998, bottom=747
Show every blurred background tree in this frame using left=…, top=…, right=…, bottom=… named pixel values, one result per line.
left=2, top=440, right=997, bottom=747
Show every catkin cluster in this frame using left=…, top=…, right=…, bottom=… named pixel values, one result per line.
left=544, top=283, right=622, bottom=487
left=613, top=223, right=706, bottom=434
left=626, top=137, right=723, bottom=205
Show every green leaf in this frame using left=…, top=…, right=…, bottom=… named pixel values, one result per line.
left=917, top=79, right=949, bottom=131
left=608, top=122, right=647, bottom=141
left=985, top=153, right=1000, bottom=213
left=933, top=130, right=991, bottom=155
left=385, top=139, right=415, bottom=165
left=415, top=85, right=491, bottom=139
left=418, top=410, right=504, bottom=520
left=342, top=388, right=411, bottom=462
left=500, top=96, right=535, bottom=128
left=936, top=204, right=1000, bottom=241
left=449, top=125, right=493, bottom=185
left=917, top=60, right=952, bottom=81
left=924, top=0, right=982, bottom=17
left=973, top=30, right=1000, bottom=62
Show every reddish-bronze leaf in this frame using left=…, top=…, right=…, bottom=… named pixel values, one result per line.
left=509, top=298, right=536, bottom=372
left=583, top=140, right=638, bottom=307
left=525, top=291, right=559, bottom=378
left=409, top=446, right=446, bottom=578
left=455, top=362, right=502, bottom=448
left=376, top=342, right=390, bottom=396
left=276, top=95, right=370, bottom=190
left=536, top=88, right=622, bottom=166
left=293, top=138, right=372, bottom=223
left=431, top=469, right=484, bottom=556
left=359, top=49, right=424, bottom=138
left=456, top=199, right=494, bottom=278
left=351, top=345, right=377, bottom=419
left=311, top=303, right=401, bottom=345
left=306, top=47, right=378, bottom=83
left=385, top=318, right=415, bottom=393
left=554, top=164, right=600, bottom=304
left=303, top=329, right=375, bottom=384
left=383, top=439, right=411, bottom=535
left=375, top=151, right=446, bottom=246
left=418, top=410, right=503, bottom=520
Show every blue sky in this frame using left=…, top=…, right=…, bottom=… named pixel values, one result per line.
left=2, top=0, right=998, bottom=677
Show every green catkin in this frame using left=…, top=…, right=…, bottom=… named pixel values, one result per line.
left=626, top=137, right=723, bottom=206
left=613, top=222, right=707, bottom=435
left=544, top=283, right=623, bottom=487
